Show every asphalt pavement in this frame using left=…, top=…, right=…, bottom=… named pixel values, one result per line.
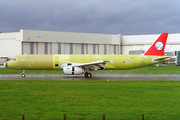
left=0, top=74, right=180, bottom=81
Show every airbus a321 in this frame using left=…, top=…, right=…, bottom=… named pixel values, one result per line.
left=4, top=33, right=171, bottom=78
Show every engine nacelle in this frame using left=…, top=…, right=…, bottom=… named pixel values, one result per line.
left=63, top=66, right=84, bottom=75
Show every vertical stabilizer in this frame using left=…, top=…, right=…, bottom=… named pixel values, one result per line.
left=144, top=33, right=168, bottom=56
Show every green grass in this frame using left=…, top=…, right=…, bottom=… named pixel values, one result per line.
left=1, top=81, right=180, bottom=119
left=1, top=64, right=180, bottom=74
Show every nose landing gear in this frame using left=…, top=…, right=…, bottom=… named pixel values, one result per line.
left=21, top=70, right=25, bottom=78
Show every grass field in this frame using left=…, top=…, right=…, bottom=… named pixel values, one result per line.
left=1, top=65, right=180, bottom=119
left=1, top=80, right=180, bottom=120
left=0, top=64, right=180, bottom=74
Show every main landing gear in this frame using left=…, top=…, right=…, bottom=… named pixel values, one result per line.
left=84, top=72, right=92, bottom=78
left=21, top=70, right=25, bottom=78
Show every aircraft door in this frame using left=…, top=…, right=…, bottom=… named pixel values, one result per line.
left=20, top=55, right=27, bottom=69
left=53, top=55, right=63, bottom=70
left=53, top=55, right=70, bottom=70
left=140, top=55, right=146, bottom=65
left=54, top=56, right=59, bottom=67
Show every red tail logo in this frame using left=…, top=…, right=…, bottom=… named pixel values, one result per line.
left=144, top=33, right=168, bottom=56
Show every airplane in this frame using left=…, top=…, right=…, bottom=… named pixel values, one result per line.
left=4, top=33, right=171, bottom=78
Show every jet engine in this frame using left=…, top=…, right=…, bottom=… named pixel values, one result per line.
left=63, top=66, right=84, bottom=75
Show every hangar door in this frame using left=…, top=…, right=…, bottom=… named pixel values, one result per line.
left=175, top=51, right=180, bottom=65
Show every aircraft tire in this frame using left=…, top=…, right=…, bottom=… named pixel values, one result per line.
left=21, top=74, right=25, bottom=78
left=87, top=73, right=92, bottom=78
left=84, top=72, right=88, bottom=78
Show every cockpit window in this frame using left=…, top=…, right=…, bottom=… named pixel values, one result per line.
left=9, top=58, right=16, bottom=61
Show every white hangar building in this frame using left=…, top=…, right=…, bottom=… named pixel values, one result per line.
left=0, top=29, right=180, bottom=60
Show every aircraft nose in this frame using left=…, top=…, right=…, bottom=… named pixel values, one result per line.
left=4, top=62, right=7, bottom=68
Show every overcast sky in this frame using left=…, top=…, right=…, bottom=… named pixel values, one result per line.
left=0, top=0, right=180, bottom=35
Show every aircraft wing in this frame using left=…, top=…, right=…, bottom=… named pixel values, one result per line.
left=70, top=60, right=112, bottom=71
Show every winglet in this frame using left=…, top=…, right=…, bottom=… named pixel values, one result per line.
left=144, top=33, right=168, bottom=56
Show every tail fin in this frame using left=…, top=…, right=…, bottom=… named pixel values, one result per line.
left=144, top=33, right=168, bottom=56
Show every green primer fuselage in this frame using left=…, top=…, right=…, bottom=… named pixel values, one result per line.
left=7, top=54, right=170, bottom=70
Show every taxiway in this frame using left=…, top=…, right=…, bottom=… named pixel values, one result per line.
left=0, top=74, right=179, bottom=81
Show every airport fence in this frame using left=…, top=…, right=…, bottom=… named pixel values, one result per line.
left=1, top=113, right=180, bottom=120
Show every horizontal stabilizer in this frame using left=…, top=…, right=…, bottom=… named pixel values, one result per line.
left=152, top=56, right=171, bottom=61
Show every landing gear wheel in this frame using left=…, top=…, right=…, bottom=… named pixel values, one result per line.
left=87, top=73, right=92, bottom=78
left=22, top=70, right=26, bottom=78
left=21, top=74, right=25, bottom=78
left=84, top=72, right=88, bottom=78
left=84, top=72, right=92, bottom=78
